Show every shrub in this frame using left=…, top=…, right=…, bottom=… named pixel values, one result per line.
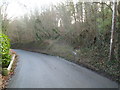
left=0, top=33, right=11, bottom=68
left=2, top=68, right=9, bottom=76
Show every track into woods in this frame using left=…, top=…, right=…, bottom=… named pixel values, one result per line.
left=8, top=50, right=118, bottom=88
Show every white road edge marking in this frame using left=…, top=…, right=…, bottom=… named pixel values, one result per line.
left=7, top=54, right=16, bottom=71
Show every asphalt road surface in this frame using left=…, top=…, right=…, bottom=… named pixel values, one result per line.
left=8, top=50, right=118, bottom=88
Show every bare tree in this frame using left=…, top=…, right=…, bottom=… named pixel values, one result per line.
left=109, top=0, right=117, bottom=61
left=0, top=1, right=9, bottom=34
left=118, top=1, right=120, bottom=60
left=0, top=5, right=2, bottom=33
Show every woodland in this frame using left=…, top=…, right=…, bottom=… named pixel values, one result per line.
left=1, top=1, right=120, bottom=82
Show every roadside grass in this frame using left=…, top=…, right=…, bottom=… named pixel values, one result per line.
left=2, top=54, right=18, bottom=89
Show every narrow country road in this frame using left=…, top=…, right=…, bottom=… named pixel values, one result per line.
left=8, top=50, right=118, bottom=88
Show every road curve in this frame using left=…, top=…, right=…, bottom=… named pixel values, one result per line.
left=8, top=50, right=118, bottom=88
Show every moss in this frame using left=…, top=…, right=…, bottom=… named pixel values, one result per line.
left=2, top=68, right=9, bottom=76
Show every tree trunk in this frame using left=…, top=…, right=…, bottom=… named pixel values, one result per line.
left=0, top=7, right=2, bottom=33
left=118, top=1, right=120, bottom=60
left=109, top=0, right=117, bottom=61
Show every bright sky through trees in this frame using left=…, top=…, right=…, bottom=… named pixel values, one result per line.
left=0, top=0, right=119, bottom=17
left=2, top=0, right=119, bottom=18
left=3, top=0, right=78, bottom=18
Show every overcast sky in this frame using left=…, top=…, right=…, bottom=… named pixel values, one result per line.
left=2, top=0, right=119, bottom=19
left=5, top=0, right=64, bottom=18
left=1, top=0, right=79, bottom=19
